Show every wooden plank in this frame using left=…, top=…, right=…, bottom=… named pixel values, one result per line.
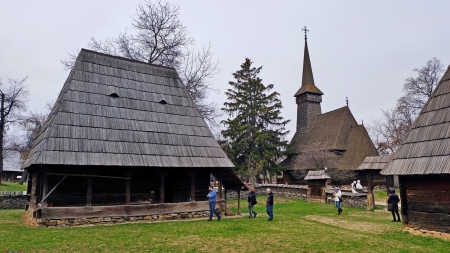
left=42, top=200, right=224, bottom=220
left=126, top=179, right=131, bottom=205
left=47, top=173, right=131, bottom=180
left=408, top=201, right=450, bottom=214
left=406, top=190, right=450, bottom=202
left=409, top=211, right=450, bottom=224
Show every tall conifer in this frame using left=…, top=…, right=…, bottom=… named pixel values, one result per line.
left=221, top=58, right=290, bottom=179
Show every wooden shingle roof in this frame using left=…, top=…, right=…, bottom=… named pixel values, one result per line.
left=283, top=106, right=378, bottom=171
left=23, top=49, right=234, bottom=169
left=358, top=154, right=393, bottom=171
left=382, top=65, right=450, bottom=175
left=304, top=170, right=330, bottom=180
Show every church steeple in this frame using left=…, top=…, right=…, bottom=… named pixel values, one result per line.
left=294, top=27, right=323, bottom=96
left=294, top=27, right=323, bottom=137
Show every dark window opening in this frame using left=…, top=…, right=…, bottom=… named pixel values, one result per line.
left=109, top=93, right=119, bottom=98
left=159, top=100, right=167, bottom=104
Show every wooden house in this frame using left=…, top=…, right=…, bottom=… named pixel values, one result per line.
left=280, top=34, right=378, bottom=184
left=23, top=49, right=245, bottom=225
left=381, top=66, right=450, bottom=233
left=304, top=170, right=330, bottom=202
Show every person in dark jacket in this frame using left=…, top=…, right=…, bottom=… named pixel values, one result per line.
left=247, top=187, right=257, bottom=218
left=266, top=188, right=274, bottom=221
left=387, top=188, right=401, bottom=222
left=207, top=185, right=221, bottom=221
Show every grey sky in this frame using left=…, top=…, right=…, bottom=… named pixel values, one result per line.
left=1, top=0, right=449, bottom=141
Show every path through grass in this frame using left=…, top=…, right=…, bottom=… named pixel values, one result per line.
left=0, top=197, right=449, bottom=252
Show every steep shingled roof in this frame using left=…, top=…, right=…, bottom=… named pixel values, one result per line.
left=282, top=107, right=378, bottom=171
left=382, top=65, right=450, bottom=175
left=23, top=49, right=235, bottom=169
left=294, top=40, right=323, bottom=96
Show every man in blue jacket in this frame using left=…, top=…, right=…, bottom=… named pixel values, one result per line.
left=207, top=185, right=222, bottom=221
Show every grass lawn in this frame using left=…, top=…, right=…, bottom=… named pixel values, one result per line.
left=0, top=182, right=27, bottom=192
left=1, top=197, right=449, bottom=252
left=374, top=188, right=400, bottom=203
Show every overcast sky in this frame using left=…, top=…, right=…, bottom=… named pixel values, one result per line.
left=1, top=0, right=449, bottom=141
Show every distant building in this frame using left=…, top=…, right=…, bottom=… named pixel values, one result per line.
left=281, top=33, right=378, bottom=184
left=23, top=49, right=245, bottom=226
left=382, top=65, right=450, bottom=233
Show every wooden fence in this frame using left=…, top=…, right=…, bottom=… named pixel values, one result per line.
left=0, top=191, right=27, bottom=196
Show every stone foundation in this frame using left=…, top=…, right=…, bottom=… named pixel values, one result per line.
left=35, top=210, right=211, bottom=227
left=226, top=184, right=308, bottom=200
left=0, top=195, right=28, bottom=209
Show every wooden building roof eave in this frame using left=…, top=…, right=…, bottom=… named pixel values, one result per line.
left=382, top=65, right=450, bottom=175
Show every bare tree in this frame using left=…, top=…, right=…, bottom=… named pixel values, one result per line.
left=61, top=0, right=221, bottom=125
left=368, top=58, right=444, bottom=154
left=292, top=142, right=355, bottom=184
left=368, top=108, right=412, bottom=154
left=0, top=77, right=29, bottom=185
left=399, top=57, right=444, bottom=119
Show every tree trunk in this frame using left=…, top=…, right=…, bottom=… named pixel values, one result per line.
left=0, top=93, right=4, bottom=186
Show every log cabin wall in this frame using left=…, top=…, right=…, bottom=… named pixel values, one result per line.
left=400, top=174, right=450, bottom=233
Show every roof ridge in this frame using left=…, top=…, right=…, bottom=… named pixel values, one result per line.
left=79, top=49, right=177, bottom=70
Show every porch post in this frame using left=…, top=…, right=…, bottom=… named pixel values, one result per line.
left=125, top=179, right=131, bottom=205
left=159, top=172, right=167, bottom=203
left=86, top=177, right=92, bottom=206
left=42, top=169, right=48, bottom=207
left=366, top=171, right=375, bottom=210
left=237, top=189, right=241, bottom=215
left=188, top=172, right=197, bottom=201
left=217, top=173, right=223, bottom=199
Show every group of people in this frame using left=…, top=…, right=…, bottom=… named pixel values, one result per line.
left=206, top=186, right=274, bottom=221
left=350, top=180, right=363, bottom=193
left=333, top=184, right=401, bottom=222
left=208, top=183, right=401, bottom=222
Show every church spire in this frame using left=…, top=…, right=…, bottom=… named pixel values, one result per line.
left=301, top=26, right=315, bottom=87
left=294, top=27, right=323, bottom=137
left=294, top=26, right=323, bottom=97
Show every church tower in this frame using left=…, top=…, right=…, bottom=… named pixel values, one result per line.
left=294, top=27, right=323, bottom=137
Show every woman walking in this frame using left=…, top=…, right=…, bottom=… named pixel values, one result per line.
left=247, top=187, right=257, bottom=218
left=387, top=187, right=401, bottom=222
left=333, top=186, right=343, bottom=215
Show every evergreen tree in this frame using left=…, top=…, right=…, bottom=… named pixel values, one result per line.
left=221, top=58, right=290, bottom=180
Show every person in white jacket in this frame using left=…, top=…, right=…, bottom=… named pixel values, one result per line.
left=333, top=186, right=343, bottom=215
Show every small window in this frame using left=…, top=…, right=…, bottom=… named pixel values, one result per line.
left=109, top=93, right=119, bottom=98
left=159, top=100, right=167, bottom=104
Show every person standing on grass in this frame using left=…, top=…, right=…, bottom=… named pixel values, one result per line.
left=333, top=186, right=343, bottom=215
left=207, top=185, right=221, bottom=221
left=387, top=188, right=401, bottom=222
left=266, top=188, right=274, bottom=221
left=247, top=187, right=257, bottom=218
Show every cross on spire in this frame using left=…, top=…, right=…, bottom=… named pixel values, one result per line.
left=302, top=26, right=309, bottom=40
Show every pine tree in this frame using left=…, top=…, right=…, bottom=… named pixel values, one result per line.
left=221, top=58, right=290, bottom=180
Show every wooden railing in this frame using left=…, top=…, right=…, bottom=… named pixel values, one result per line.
left=0, top=191, right=27, bottom=196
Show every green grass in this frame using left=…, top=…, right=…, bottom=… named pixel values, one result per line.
left=0, top=197, right=449, bottom=252
left=0, top=182, right=27, bottom=191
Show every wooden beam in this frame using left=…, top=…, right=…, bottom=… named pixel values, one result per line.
left=237, top=189, right=241, bottom=215
left=87, top=177, right=92, bottom=207
left=159, top=172, right=167, bottom=203
left=366, top=171, right=375, bottom=210
left=126, top=179, right=131, bottom=205
left=188, top=172, right=197, bottom=202
left=41, top=169, right=48, bottom=207
left=41, top=175, right=68, bottom=205
left=217, top=173, right=223, bottom=199
left=42, top=200, right=225, bottom=220
left=47, top=173, right=130, bottom=180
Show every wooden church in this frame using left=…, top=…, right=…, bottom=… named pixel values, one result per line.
left=382, top=65, right=450, bottom=233
left=23, top=49, right=245, bottom=226
left=281, top=31, right=378, bottom=184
